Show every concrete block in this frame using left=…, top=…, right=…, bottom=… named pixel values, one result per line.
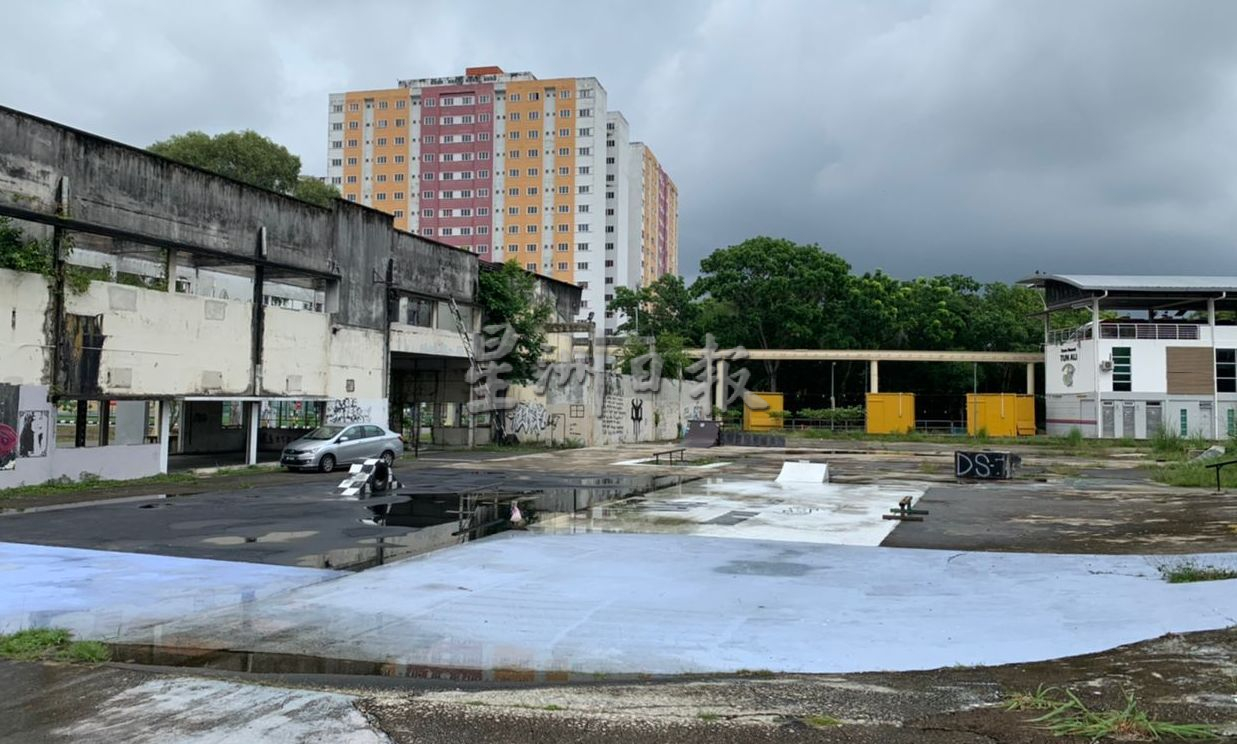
left=776, top=460, right=829, bottom=483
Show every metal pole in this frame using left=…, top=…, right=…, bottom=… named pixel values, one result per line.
left=830, top=362, right=836, bottom=410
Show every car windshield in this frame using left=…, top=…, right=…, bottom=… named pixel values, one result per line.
left=303, top=426, right=344, bottom=440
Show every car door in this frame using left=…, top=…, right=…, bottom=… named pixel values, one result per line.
left=336, top=425, right=370, bottom=464
left=362, top=425, right=390, bottom=460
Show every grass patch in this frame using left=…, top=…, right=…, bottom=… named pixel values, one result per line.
left=1159, top=560, right=1237, bottom=584
left=0, top=472, right=198, bottom=500
left=802, top=714, right=841, bottom=728
left=1006, top=687, right=1217, bottom=740
left=696, top=712, right=721, bottom=722
left=1150, top=460, right=1237, bottom=489
left=0, top=628, right=110, bottom=663
left=734, top=668, right=776, bottom=678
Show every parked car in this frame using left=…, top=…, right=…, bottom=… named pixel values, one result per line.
left=280, top=424, right=404, bottom=472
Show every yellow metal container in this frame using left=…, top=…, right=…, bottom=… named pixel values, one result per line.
left=866, top=393, right=915, bottom=434
left=966, top=393, right=1037, bottom=437
left=743, top=392, right=784, bottom=431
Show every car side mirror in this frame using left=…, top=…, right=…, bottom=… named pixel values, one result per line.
left=337, top=436, right=350, bottom=442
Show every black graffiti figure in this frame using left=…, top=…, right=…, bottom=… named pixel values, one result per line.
left=630, top=400, right=643, bottom=423
left=18, top=413, right=35, bottom=458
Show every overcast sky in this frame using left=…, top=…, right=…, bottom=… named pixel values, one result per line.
left=4, top=1, right=1237, bottom=282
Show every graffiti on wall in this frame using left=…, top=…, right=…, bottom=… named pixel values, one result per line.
left=18, top=411, right=49, bottom=458
left=601, top=394, right=627, bottom=437
left=511, top=401, right=550, bottom=434
left=326, top=398, right=372, bottom=424
left=0, top=384, right=16, bottom=470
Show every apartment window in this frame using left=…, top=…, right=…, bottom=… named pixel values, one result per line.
left=394, top=209, right=404, bottom=217
left=557, top=224, right=570, bottom=232
left=395, top=118, right=405, bottom=127
left=424, top=98, right=435, bottom=107
left=526, top=225, right=537, bottom=233
left=578, top=185, right=591, bottom=194
left=376, top=174, right=387, bottom=183
left=379, top=101, right=389, bottom=110
left=441, top=227, right=453, bottom=236
left=605, top=225, right=615, bottom=233
left=578, top=204, right=590, bottom=213
left=348, top=121, right=359, bottom=129
left=508, top=187, right=519, bottom=196
left=480, top=95, right=491, bottom=103
left=578, top=147, right=592, bottom=156
left=508, top=225, right=519, bottom=234
left=526, top=168, right=538, bottom=176
left=348, top=139, right=358, bottom=147
left=478, top=226, right=489, bottom=234
left=423, top=154, right=435, bottom=162
left=478, top=169, right=490, bottom=178
left=561, top=90, right=572, bottom=99
left=579, top=128, right=592, bottom=137
left=376, top=193, right=387, bottom=201
left=332, top=122, right=343, bottom=131
left=526, top=263, right=535, bottom=270
left=529, top=111, right=540, bottom=120
left=330, top=177, right=341, bottom=185
left=424, top=172, right=435, bottom=180
left=1218, top=349, right=1237, bottom=393
left=578, top=109, right=592, bottom=117
left=406, top=297, right=434, bottom=327
left=347, top=194, right=356, bottom=201
left=507, top=206, right=519, bottom=216
left=510, top=112, right=521, bottom=122
left=576, top=242, right=589, bottom=251
left=478, top=188, right=490, bottom=196
left=605, top=277, right=614, bottom=284
left=423, top=135, right=435, bottom=143
left=605, top=242, right=615, bottom=251
left=478, top=207, right=490, bottom=216
left=606, top=208, right=615, bottom=216
left=579, top=88, right=593, bottom=99
left=509, top=131, right=521, bottom=140
left=393, top=191, right=404, bottom=201
left=526, top=187, right=538, bottom=195
left=423, top=209, right=434, bottom=217
left=561, top=110, right=572, bottom=118
left=395, top=136, right=406, bottom=145
left=424, top=116, right=436, bottom=125
left=557, top=262, right=568, bottom=271
left=577, top=262, right=589, bottom=270
left=577, top=223, right=590, bottom=232
left=557, top=242, right=569, bottom=251
left=557, top=205, right=569, bottom=213
left=439, top=209, right=451, bottom=217
left=331, top=158, right=343, bottom=167
left=347, top=175, right=357, bottom=184
left=604, top=259, right=615, bottom=268
left=1112, top=347, right=1132, bottom=392
left=332, top=104, right=343, bottom=113
left=606, top=139, right=615, bottom=147
left=527, top=149, right=540, bottom=158
left=395, top=157, right=405, bottom=166
left=376, top=138, right=387, bottom=146
left=558, top=167, right=570, bottom=175
left=422, top=191, right=434, bottom=199
left=331, top=140, right=342, bottom=148
left=526, top=243, right=537, bottom=252
left=559, top=128, right=570, bottom=138
left=376, top=120, right=388, bottom=129
left=530, top=92, right=540, bottom=101
left=526, top=206, right=539, bottom=214
left=578, top=166, right=591, bottom=175
left=349, top=102, right=360, bottom=111
left=396, top=99, right=406, bottom=109
left=606, top=157, right=615, bottom=165
left=479, top=132, right=490, bottom=140
left=606, top=191, right=614, bottom=199
left=376, top=156, right=387, bottom=164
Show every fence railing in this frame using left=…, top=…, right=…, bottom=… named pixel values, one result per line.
left=1048, top=323, right=1201, bottom=345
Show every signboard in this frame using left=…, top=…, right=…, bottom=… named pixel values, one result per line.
left=954, top=451, right=1021, bottom=480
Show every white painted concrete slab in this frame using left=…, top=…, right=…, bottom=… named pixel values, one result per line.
left=776, top=460, right=829, bottom=483
left=128, top=533, right=1237, bottom=676
left=0, top=542, right=338, bottom=638
left=539, top=478, right=926, bottom=546
left=53, top=676, right=388, bottom=744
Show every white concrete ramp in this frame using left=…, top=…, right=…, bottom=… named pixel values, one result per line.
left=776, top=460, right=829, bottom=484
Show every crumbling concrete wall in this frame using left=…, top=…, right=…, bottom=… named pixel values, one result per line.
left=505, top=374, right=686, bottom=446
left=0, top=268, right=50, bottom=386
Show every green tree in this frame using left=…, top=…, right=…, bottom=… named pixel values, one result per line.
left=692, top=237, right=853, bottom=391
left=148, top=130, right=339, bottom=206
left=611, top=274, right=700, bottom=340
left=476, top=261, right=553, bottom=385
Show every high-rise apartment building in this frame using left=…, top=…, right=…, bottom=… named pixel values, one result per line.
left=327, top=66, right=677, bottom=330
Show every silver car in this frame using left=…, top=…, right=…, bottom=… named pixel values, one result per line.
left=280, top=424, right=404, bottom=472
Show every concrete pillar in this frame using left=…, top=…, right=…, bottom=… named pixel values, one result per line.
left=1210, top=297, right=1219, bottom=440
left=1026, top=363, right=1036, bottom=395
left=715, top=359, right=728, bottom=413
left=869, top=360, right=879, bottom=394
left=157, top=400, right=172, bottom=474
left=165, top=249, right=178, bottom=292
left=98, top=400, right=110, bottom=446
left=245, top=401, right=260, bottom=465
left=1092, top=297, right=1101, bottom=437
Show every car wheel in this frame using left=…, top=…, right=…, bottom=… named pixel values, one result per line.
left=380, top=450, right=395, bottom=467
left=318, top=454, right=336, bottom=473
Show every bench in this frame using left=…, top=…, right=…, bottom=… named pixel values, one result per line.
left=651, top=448, right=686, bottom=465
left=1204, top=459, right=1237, bottom=492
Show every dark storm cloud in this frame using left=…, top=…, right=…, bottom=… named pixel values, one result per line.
left=4, top=1, right=1237, bottom=282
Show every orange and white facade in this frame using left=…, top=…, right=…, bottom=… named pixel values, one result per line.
left=327, top=67, right=676, bottom=330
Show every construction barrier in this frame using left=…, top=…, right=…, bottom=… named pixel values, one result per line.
left=743, top=392, right=784, bottom=431
left=866, top=393, right=915, bottom=434
left=966, top=393, right=1036, bottom=437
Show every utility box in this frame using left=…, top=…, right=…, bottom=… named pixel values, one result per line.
left=966, top=393, right=1036, bottom=437
left=743, top=392, right=784, bottom=431
left=866, top=393, right=915, bottom=434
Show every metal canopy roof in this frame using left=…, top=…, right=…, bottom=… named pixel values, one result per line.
left=1021, top=274, right=1237, bottom=293
left=1021, top=274, right=1237, bottom=312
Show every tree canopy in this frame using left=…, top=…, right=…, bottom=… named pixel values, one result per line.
left=148, top=130, right=340, bottom=207
left=476, top=260, right=553, bottom=385
left=623, top=236, right=1049, bottom=409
